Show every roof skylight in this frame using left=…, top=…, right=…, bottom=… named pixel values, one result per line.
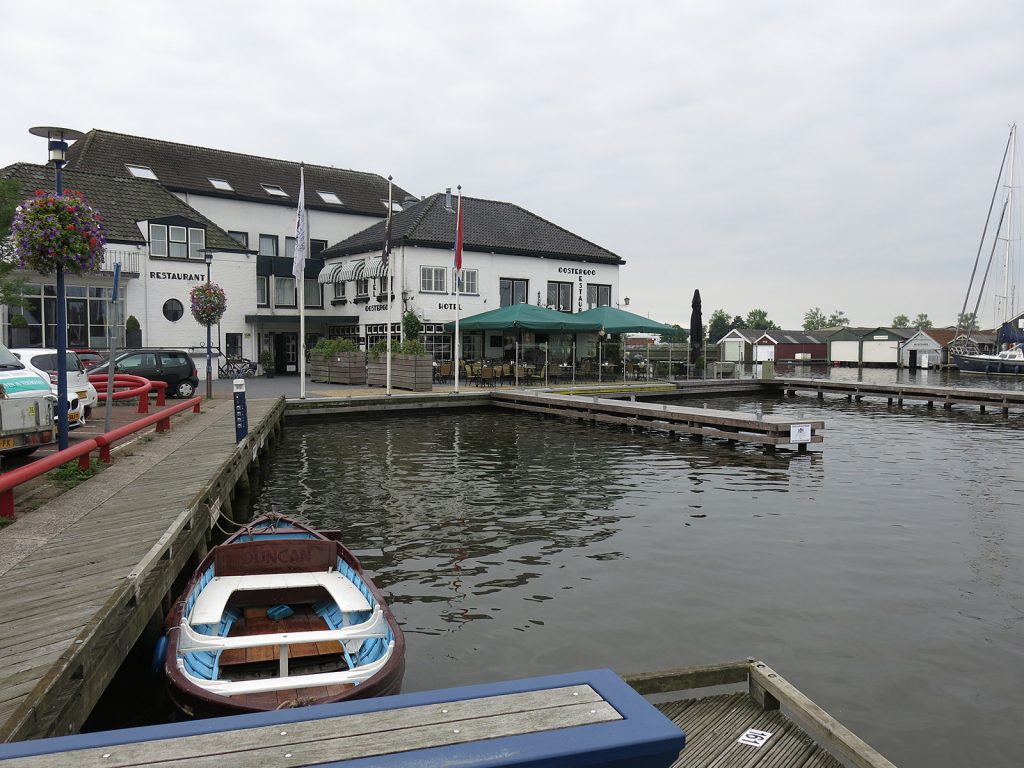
left=126, top=164, right=158, bottom=180
left=209, top=178, right=234, bottom=191
left=317, top=191, right=343, bottom=205
left=261, top=184, right=289, bottom=197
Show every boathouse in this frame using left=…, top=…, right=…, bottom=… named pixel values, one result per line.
left=717, top=328, right=766, bottom=363
left=752, top=330, right=829, bottom=362
left=898, top=328, right=956, bottom=368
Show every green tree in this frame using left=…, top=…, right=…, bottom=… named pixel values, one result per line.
left=958, top=312, right=979, bottom=331
left=892, top=314, right=910, bottom=328
left=913, top=313, right=932, bottom=329
left=744, top=308, right=777, bottom=330
left=826, top=310, right=849, bottom=327
left=708, top=309, right=731, bottom=343
left=803, top=307, right=827, bottom=330
left=0, top=178, right=28, bottom=309
left=660, top=323, right=689, bottom=343
left=730, top=315, right=746, bottom=329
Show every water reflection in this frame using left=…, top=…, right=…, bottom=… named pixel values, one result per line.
left=254, top=402, right=1023, bottom=768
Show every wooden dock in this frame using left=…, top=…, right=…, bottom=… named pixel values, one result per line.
left=0, top=661, right=896, bottom=767
left=0, top=397, right=285, bottom=743
left=492, top=391, right=824, bottom=452
left=769, top=377, right=1024, bottom=416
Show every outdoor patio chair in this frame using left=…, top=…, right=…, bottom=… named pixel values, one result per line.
left=480, top=366, right=495, bottom=386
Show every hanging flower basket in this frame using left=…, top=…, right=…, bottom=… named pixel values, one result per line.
left=11, top=190, right=106, bottom=275
left=190, top=282, right=227, bottom=326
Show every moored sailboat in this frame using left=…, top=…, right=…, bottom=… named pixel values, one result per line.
left=952, top=123, right=1024, bottom=375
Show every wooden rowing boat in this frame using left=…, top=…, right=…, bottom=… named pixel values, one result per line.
left=162, top=513, right=405, bottom=718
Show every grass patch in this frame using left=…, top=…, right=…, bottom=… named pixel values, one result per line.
left=47, top=458, right=104, bottom=489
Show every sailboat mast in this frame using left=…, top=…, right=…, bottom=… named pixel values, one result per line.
left=1005, top=124, right=1017, bottom=323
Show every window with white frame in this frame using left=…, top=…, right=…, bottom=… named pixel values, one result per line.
left=274, top=276, right=296, bottom=307
left=355, top=278, right=369, bottom=297
left=259, top=234, right=278, bottom=257
left=149, top=224, right=167, bottom=256
left=333, top=282, right=346, bottom=300
left=586, top=284, right=612, bottom=308
left=304, top=279, right=322, bottom=308
left=455, top=268, right=478, bottom=294
left=256, top=276, right=268, bottom=306
left=188, top=228, right=205, bottom=260
left=228, top=231, right=248, bottom=247
left=150, top=223, right=206, bottom=260
left=310, top=239, right=327, bottom=257
left=420, top=266, right=446, bottom=293
left=285, top=237, right=296, bottom=259
left=500, top=278, right=528, bottom=307
left=547, top=281, right=573, bottom=312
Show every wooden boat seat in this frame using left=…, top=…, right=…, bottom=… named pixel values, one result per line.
left=179, top=606, right=387, bottom=654
left=189, top=571, right=371, bottom=626
left=178, top=640, right=396, bottom=696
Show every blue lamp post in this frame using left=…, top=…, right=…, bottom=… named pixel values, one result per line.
left=203, top=250, right=214, bottom=399
left=29, top=126, right=84, bottom=451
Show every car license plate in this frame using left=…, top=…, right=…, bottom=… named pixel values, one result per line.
left=68, top=412, right=80, bottom=423
left=0, top=437, right=15, bottom=450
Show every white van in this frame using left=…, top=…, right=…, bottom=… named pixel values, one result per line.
left=10, top=348, right=95, bottom=423
left=0, top=343, right=57, bottom=456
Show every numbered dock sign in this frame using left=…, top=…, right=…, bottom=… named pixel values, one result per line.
left=790, top=423, right=811, bottom=443
left=738, top=728, right=773, bottom=747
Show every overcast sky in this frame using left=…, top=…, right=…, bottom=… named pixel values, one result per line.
left=3, top=1, right=1023, bottom=329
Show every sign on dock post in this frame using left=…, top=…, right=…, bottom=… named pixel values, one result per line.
left=233, top=378, right=248, bottom=443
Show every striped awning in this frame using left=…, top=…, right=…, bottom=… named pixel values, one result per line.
left=339, top=259, right=366, bottom=281
left=317, top=262, right=346, bottom=284
left=364, top=256, right=389, bottom=278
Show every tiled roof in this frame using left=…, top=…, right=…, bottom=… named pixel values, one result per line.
left=1, top=163, right=245, bottom=251
left=322, top=193, right=624, bottom=265
left=65, top=130, right=411, bottom=218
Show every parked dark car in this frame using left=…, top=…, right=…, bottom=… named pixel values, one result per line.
left=71, top=348, right=107, bottom=370
left=90, top=349, right=199, bottom=398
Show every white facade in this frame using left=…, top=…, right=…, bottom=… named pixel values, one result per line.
left=862, top=337, right=900, bottom=364
left=322, top=244, right=621, bottom=349
left=830, top=340, right=861, bottom=364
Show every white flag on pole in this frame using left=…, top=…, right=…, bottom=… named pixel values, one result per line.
left=292, top=166, right=307, bottom=282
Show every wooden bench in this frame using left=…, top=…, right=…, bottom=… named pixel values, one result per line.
left=189, top=571, right=371, bottom=626
left=0, top=669, right=685, bottom=767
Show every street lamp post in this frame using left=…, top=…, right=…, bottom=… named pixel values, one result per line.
left=204, top=250, right=214, bottom=400
left=29, top=126, right=84, bottom=451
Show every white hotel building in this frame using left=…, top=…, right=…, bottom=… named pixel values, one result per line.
left=3, top=131, right=624, bottom=373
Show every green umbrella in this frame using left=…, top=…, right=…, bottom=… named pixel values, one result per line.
left=575, top=305, right=676, bottom=334
left=444, top=304, right=602, bottom=333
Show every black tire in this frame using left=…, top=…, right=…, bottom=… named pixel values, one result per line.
left=5, top=446, right=38, bottom=458
left=175, top=379, right=196, bottom=398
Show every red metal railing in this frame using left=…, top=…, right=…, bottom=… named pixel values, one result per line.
left=0, top=439, right=97, bottom=519
left=94, top=396, right=202, bottom=462
left=0, top=389, right=203, bottom=519
left=89, top=374, right=167, bottom=413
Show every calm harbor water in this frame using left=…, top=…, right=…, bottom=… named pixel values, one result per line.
left=251, top=375, right=1023, bottom=768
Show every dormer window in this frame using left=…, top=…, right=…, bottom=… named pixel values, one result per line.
left=261, top=184, right=288, bottom=197
left=209, top=178, right=233, bottom=191
left=126, top=164, right=158, bottom=180
left=381, top=199, right=403, bottom=211
left=317, top=191, right=343, bottom=205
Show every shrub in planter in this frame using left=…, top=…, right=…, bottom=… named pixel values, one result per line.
left=125, top=314, right=142, bottom=348
left=259, top=350, right=275, bottom=377
left=366, top=339, right=432, bottom=391
left=310, top=337, right=365, bottom=384
left=8, top=313, right=29, bottom=347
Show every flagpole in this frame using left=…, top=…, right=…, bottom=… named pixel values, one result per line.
left=385, top=176, right=393, bottom=397
left=293, top=163, right=308, bottom=399
left=454, top=186, right=462, bottom=394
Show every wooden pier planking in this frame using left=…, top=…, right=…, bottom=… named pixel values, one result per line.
left=0, top=662, right=897, bottom=768
left=770, top=377, right=1024, bottom=416
left=492, top=391, right=823, bottom=452
left=0, top=397, right=285, bottom=743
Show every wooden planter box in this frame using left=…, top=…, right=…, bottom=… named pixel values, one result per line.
left=309, top=352, right=367, bottom=384
left=366, top=354, right=433, bottom=391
